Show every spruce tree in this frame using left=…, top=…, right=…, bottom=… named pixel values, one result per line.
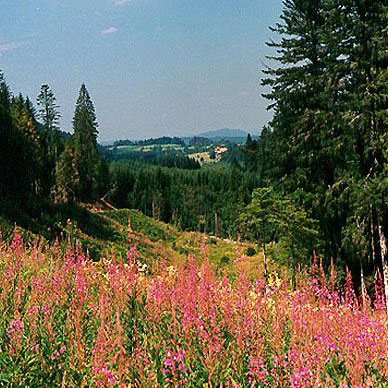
left=260, top=0, right=387, bottom=289
left=262, top=0, right=328, bottom=191
left=25, top=97, right=39, bottom=126
left=53, top=142, right=79, bottom=204
left=72, top=84, right=100, bottom=201
left=37, top=84, right=61, bottom=134
left=243, top=133, right=258, bottom=171
left=261, top=0, right=337, bottom=256
left=325, top=0, right=388, bottom=306
left=36, top=85, right=62, bottom=196
left=11, top=94, right=43, bottom=198
left=0, top=70, right=14, bottom=200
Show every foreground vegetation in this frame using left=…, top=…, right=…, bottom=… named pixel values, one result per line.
left=0, top=205, right=260, bottom=276
left=0, top=1, right=387, bottom=384
left=0, top=230, right=386, bottom=387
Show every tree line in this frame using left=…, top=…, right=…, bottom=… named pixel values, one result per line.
left=0, top=72, right=108, bottom=216
left=103, top=147, right=201, bottom=169
left=109, top=161, right=260, bottom=236
left=114, top=136, right=185, bottom=147
left=244, top=0, right=387, bottom=284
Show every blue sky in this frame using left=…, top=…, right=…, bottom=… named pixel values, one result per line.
left=1, top=0, right=283, bottom=141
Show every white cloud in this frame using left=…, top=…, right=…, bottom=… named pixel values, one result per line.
left=0, top=42, right=22, bottom=53
left=101, top=27, right=118, bottom=35
left=115, top=0, right=132, bottom=5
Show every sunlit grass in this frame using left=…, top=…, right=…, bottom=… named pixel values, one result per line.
left=0, top=229, right=386, bottom=387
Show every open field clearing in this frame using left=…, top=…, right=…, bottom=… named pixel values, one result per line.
left=0, top=227, right=386, bottom=387
left=187, top=152, right=214, bottom=165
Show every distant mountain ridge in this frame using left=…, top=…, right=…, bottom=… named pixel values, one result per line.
left=196, top=128, right=248, bottom=139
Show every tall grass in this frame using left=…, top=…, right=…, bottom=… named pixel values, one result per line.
left=0, top=230, right=386, bottom=387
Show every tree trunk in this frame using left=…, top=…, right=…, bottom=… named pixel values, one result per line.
left=360, top=260, right=368, bottom=308
left=215, top=212, right=222, bottom=237
left=370, top=206, right=376, bottom=264
left=377, top=218, right=388, bottom=313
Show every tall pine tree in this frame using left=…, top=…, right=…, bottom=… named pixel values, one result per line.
left=37, top=84, right=60, bottom=133
left=260, top=0, right=387, bottom=297
left=261, top=0, right=337, bottom=256
left=72, top=84, right=100, bottom=201
left=11, top=94, right=43, bottom=198
left=325, top=0, right=388, bottom=306
left=37, top=84, right=62, bottom=194
left=0, top=70, right=14, bottom=200
left=37, top=84, right=61, bottom=156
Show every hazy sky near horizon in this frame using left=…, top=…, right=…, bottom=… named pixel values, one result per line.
left=1, top=0, right=283, bottom=141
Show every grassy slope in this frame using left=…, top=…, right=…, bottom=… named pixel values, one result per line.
left=0, top=204, right=263, bottom=277
left=89, top=207, right=263, bottom=277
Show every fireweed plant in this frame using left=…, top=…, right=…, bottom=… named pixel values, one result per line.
left=0, top=230, right=386, bottom=387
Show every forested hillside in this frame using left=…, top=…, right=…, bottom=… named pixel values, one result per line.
left=255, top=0, right=385, bottom=290
left=253, top=0, right=387, bottom=291
left=0, top=77, right=109, bottom=213
left=109, top=162, right=257, bottom=236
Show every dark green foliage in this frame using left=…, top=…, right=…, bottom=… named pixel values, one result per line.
left=113, top=139, right=134, bottom=146
left=113, top=136, right=185, bottom=147
left=220, top=255, right=230, bottom=265
left=250, top=0, right=387, bottom=280
left=237, top=187, right=318, bottom=271
left=189, top=136, right=211, bottom=146
left=105, top=149, right=201, bottom=169
left=0, top=76, right=43, bottom=207
left=11, top=94, right=43, bottom=198
left=0, top=72, right=71, bottom=217
left=0, top=71, right=20, bottom=201
left=245, top=247, right=256, bottom=257
left=109, top=162, right=258, bottom=237
left=37, top=84, right=63, bottom=193
left=0, top=71, right=113, bottom=244
left=72, top=84, right=100, bottom=201
left=138, top=136, right=185, bottom=147
left=37, top=84, right=61, bottom=140
left=96, top=157, right=111, bottom=197
left=53, top=142, right=79, bottom=204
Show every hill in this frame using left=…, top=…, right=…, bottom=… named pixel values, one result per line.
left=1, top=204, right=386, bottom=387
left=196, top=128, right=249, bottom=139
left=0, top=202, right=261, bottom=276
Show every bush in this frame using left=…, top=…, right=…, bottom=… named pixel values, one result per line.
left=245, top=246, right=256, bottom=256
left=220, top=255, right=230, bottom=265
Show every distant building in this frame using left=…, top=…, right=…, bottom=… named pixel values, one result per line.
left=214, top=147, right=228, bottom=154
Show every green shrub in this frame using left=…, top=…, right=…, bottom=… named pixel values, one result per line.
left=220, top=255, right=230, bottom=265
left=245, top=247, right=256, bottom=257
